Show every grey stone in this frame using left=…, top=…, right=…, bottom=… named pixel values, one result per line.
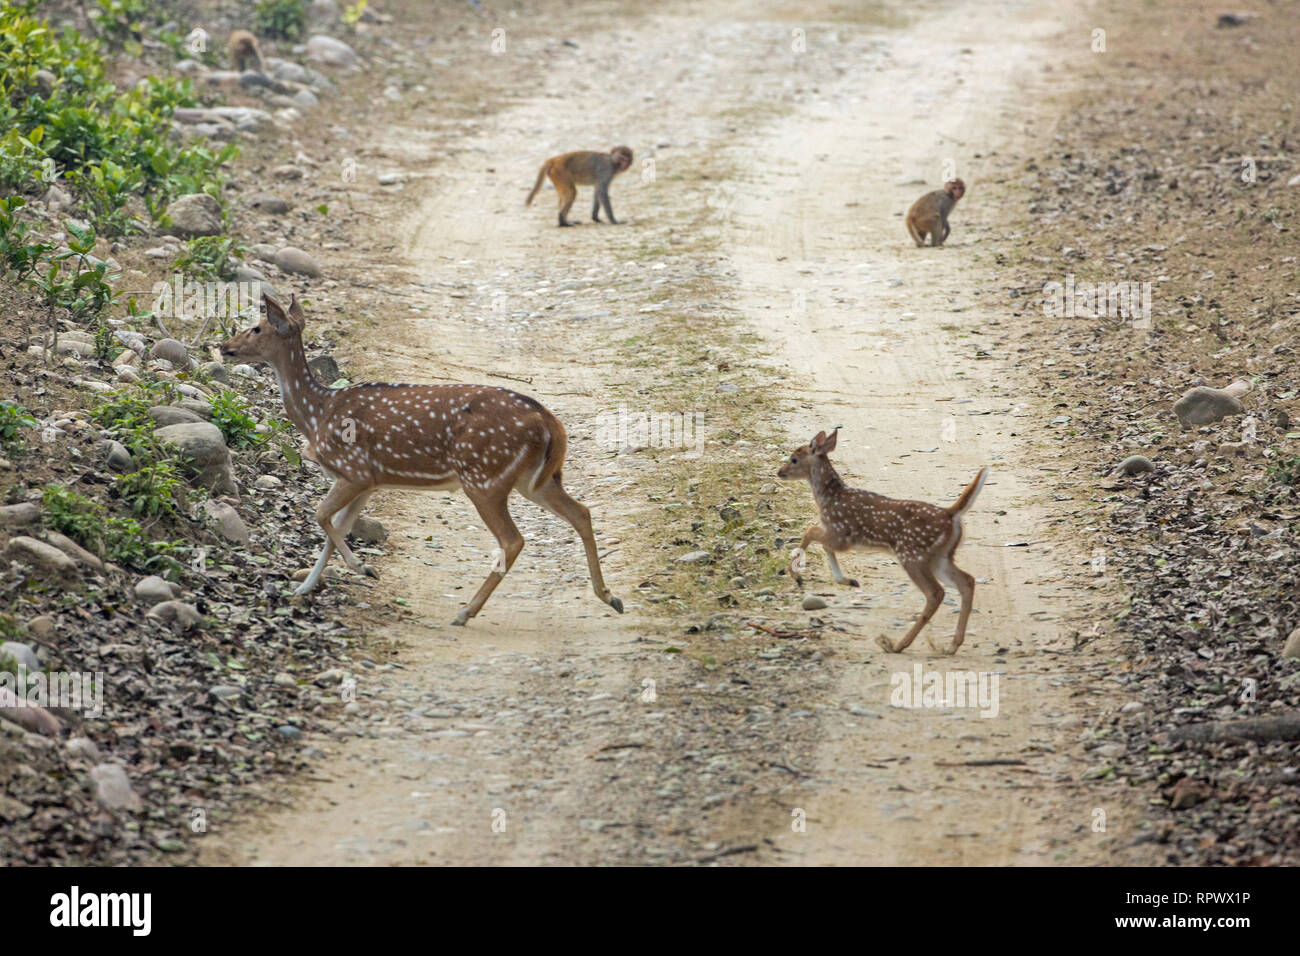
left=1115, top=454, right=1154, bottom=476
left=148, top=600, right=201, bottom=633
left=105, top=440, right=135, bottom=472
left=307, top=354, right=339, bottom=383
left=274, top=246, right=321, bottom=277
left=66, top=736, right=100, bottom=760
left=1174, top=386, right=1245, bottom=427
left=155, top=422, right=237, bottom=495
left=247, top=193, right=291, bottom=214
left=150, top=337, right=189, bottom=366
left=200, top=361, right=229, bottom=383
left=802, top=595, right=828, bottom=611
left=677, top=550, right=711, bottom=564
left=209, top=684, right=243, bottom=701
left=306, top=34, right=359, bottom=68
left=349, top=516, right=386, bottom=545
left=43, top=532, right=104, bottom=572
left=0, top=642, right=40, bottom=673
left=1283, top=627, right=1300, bottom=660
left=134, top=575, right=181, bottom=606
left=90, top=763, right=142, bottom=811
left=203, top=500, right=250, bottom=545
left=162, top=193, right=223, bottom=239
left=0, top=502, right=40, bottom=531
left=5, top=537, right=78, bottom=579
left=148, top=405, right=204, bottom=427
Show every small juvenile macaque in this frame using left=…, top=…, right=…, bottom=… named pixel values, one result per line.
left=526, top=146, right=633, bottom=227
left=228, top=30, right=265, bottom=73
left=905, top=178, right=965, bottom=247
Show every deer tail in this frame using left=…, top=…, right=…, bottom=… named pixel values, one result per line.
left=529, top=411, right=568, bottom=491
left=947, top=466, right=988, bottom=516
left=525, top=160, right=551, bottom=206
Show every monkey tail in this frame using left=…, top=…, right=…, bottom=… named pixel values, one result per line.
left=946, top=467, right=989, bottom=516
left=525, top=160, right=551, bottom=207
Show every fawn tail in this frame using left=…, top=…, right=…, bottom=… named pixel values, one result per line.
left=947, top=466, right=988, bottom=516
left=525, top=160, right=552, bottom=206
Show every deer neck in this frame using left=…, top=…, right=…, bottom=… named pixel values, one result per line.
left=809, top=456, right=847, bottom=508
left=267, top=336, right=335, bottom=436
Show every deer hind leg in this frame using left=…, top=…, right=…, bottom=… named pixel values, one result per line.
left=524, top=476, right=623, bottom=613
left=932, top=555, right=975, bottom=655
left=453, top=491, right=525, bottom=626
left=297, top=481, right=372, bottom=595
left=876, top=559, right=944, bottom=654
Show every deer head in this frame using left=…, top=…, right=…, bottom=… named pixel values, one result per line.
left=221, top=293, right=305, bottom=366
left=777, top=428, right=838, bottom=480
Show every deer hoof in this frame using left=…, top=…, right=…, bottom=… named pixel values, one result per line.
left=875, top=635, right=898, bottom=654
left=362, top=564, right=378, bottom=579
left=608, top=595, right=624, bottom=614
left=451, top=609, right=469, bottom=627
left=847, top=578, right=860, bottom=588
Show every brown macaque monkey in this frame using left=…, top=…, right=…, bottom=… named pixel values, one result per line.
left=526, top=146, right=633, bottom=227
left=905, top=178, right=966, bottom=247
left=228, top=30, right=265, bottom=73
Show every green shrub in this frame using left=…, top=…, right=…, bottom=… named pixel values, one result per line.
left=210, top=391, right=262, bottom=448
left=115, top=459, right=183, bottom=516
left=0, top=401, right=36, bottom=448
left=255, top=0, right=307, bottom=40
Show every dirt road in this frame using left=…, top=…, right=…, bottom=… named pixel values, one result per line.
left=204, top=0, right=1152, bottom=866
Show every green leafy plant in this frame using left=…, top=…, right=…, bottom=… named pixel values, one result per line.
left=115, top=459, right=183, bottom=516
left=0, top=401, right=37, bottom=448
left=255, top=0, right=306, bottom=40
left=209, top=391, right=263, bottom=448
left=172, top=234, right=242, bottom=281
left=1268, top=455, right=1300, bottom=488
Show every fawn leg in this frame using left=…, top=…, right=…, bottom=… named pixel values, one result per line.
left=932, top=556, right=976, bottom=655
left=877, top=560, right=944, bottom=653
left=525, top=477, right=623, bottom=613
left=796, top=525, right=857, bottom=587
left=453, top=492, right=525, bottom=625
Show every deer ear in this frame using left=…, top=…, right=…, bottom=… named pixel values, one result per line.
left=822, top=428, right=838, bottom=453
left=287, top=293, right=305, bottom=328
left=264, top=294, right=293, bottom=336
left=811, top=430, right=827, bottom=448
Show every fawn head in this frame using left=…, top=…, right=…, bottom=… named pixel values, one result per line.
left=778, top=428, right=838, bottom=480
left=221, top=292, right=305, bottom=364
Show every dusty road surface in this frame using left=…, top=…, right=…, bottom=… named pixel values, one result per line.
left=204, top=0, right=1153, bottom=865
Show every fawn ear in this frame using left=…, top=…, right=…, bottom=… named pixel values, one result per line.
left=287, top=294, right=306, bottom=329
left=811, top=430, right=827, bottom=449
left=263, top=293, right=293, bottom=336
left=821, top=428, right=838, bottom=453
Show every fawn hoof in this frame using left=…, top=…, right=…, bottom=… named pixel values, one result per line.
left=608, top=595, right=624, bottom=614
left=875, top=635, right=898, bottom=654
left=451, top=609, right=470, bottom=627
left=847, top=578, right=860, bottom=588
left=362, top=564, right=378, bottom=579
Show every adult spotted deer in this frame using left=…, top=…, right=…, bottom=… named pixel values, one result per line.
left=778, top=428, right=986, bottom=655
left=221, top=293, right=624, bottom=625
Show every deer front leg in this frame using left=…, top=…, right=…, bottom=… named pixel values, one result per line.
left=453, top=492, right=525, bottom=626
left=295, top=489, right=376, bottom=595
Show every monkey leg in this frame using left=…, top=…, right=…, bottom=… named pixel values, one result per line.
left=600, top=185, right=618, bottom=224
left=552, top=174, right=577, bottom=227
left=906, top=218, right=926, bottom=247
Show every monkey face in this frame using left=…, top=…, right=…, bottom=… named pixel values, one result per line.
left=945, top=178, right=966, bottom=201
left=611, top=146, right=634, bottom=172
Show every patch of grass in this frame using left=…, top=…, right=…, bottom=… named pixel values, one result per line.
left=0, top=400, right=36, bottom=450
left=115, top=459, right=184, bottom=517
left=209, top=391, right=262, bottom=448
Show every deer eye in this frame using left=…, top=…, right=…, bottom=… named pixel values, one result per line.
left=252, top=327, right=261, bottom=334
left=790, top=456, right=797, bottom=464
